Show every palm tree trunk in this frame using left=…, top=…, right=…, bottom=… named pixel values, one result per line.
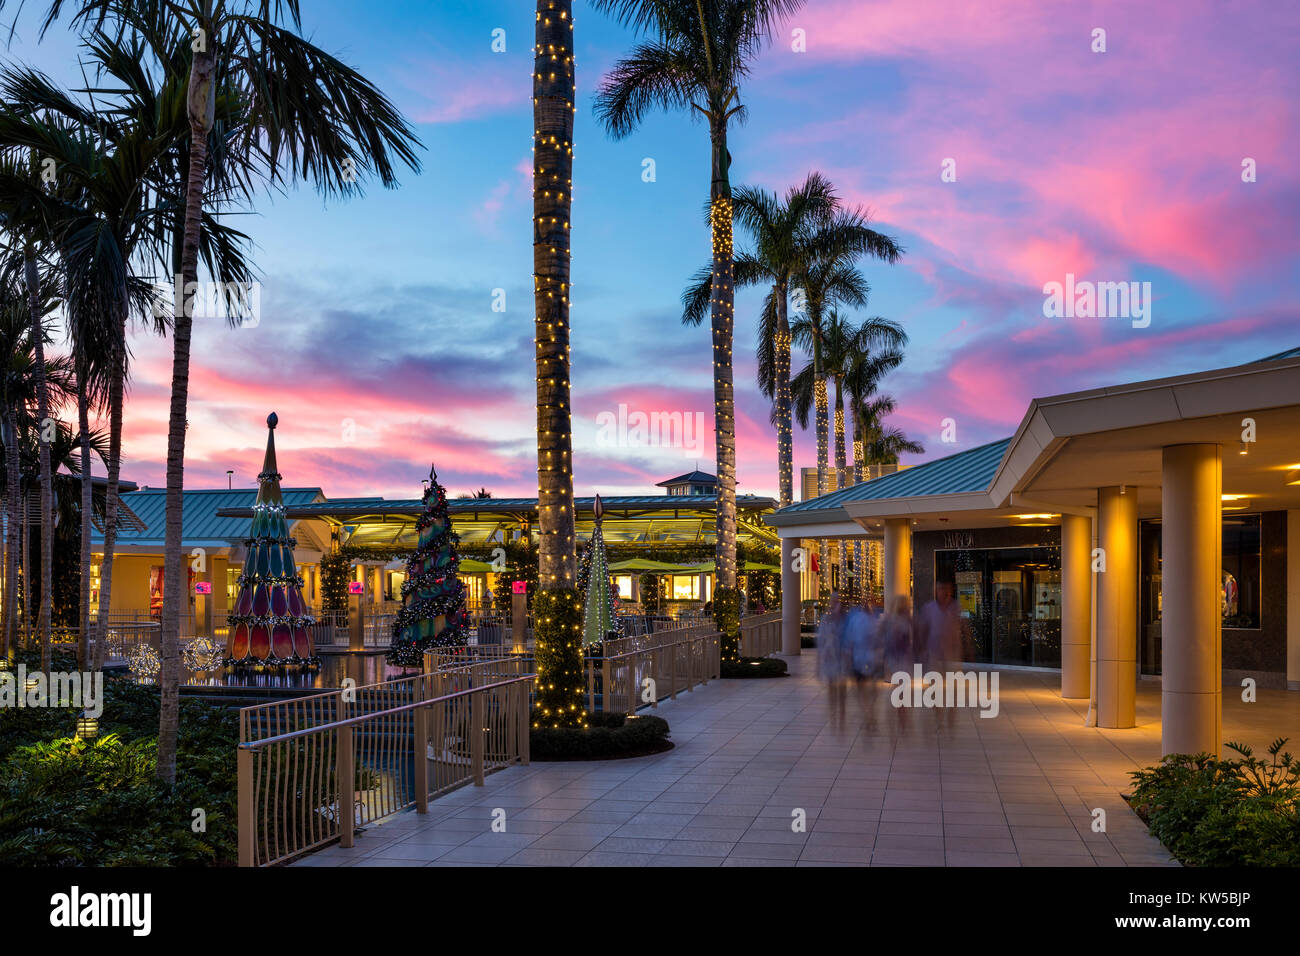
left=2, top=406, right=18, bottom=659
left=158, top=42, right=217, bottom=785
left=92, top=336, right=124, bottom=672
left=833, top=377, right=847, bottom=600
left=531, top=0, right=585, bottom=728
left=77, top=385, right=92, bottom=669
left=533, top=0, right=577, bottom=590
left=813, top=346, right=829, bottom=601
left=851, top=403, right=864, bottom=604
left=23, top=249, right=53, bottom=675
left=708, top=117, right=737, bottom=593
left=774, top=280, right=793, bottom=510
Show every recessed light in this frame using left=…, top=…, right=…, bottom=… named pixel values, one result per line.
left=1286, top=470, right=1300, bottom=487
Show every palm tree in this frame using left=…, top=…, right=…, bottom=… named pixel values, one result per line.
left=593, top=0, right=803, bottom=635
left=0, top=45, right=253, bottom=671
left=683, top=173, right=833, bottom=509
left=20, top=0, right=422, bottom=783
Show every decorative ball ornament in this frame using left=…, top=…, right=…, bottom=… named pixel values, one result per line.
left=126, top=644, right=161, bottom=682
left=183, top=636, right=223, bottom=672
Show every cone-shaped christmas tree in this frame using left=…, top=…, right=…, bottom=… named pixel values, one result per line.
left=225, top=412, right=318, bottom=670
left=388, top=464, right=469, bottom=668
left=580, top=494, right=621, bottom=646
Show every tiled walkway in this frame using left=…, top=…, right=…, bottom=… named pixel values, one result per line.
left=297, top=655, right=1300, bottom=867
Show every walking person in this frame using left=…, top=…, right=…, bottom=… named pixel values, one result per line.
left=881, top=594, right=914, bottom=734
left=845, top=599, right=882, bottom=730
left=916, top=581, right=963, bottom=732
left=818, top=592, right=849, bottom=731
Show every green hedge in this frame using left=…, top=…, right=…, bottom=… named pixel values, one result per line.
left=721, top=656, right=788, bottom=679
left=0, top=653, right=239, bottom=866
left=1127, top=737, right=1300, bottom=866
left=530, top=712, right=671, bottom=761
left=713, top=587, right=741, bottom=663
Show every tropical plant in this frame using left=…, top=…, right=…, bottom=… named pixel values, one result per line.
left=18, top=0, right=422, bottom=783
left=593, top=0, right=804, bottom=610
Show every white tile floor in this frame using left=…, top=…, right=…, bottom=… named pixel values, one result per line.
left=295, top=654, right=1300, bottom=867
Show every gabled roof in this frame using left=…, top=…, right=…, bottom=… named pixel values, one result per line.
left=91, top=486, right=325, bottom=549
left=771, top=439, right=1012, bottom=523
left=655, top=470, right=718, bottom=487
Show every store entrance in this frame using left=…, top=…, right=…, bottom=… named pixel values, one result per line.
left=937, top=546, right=1061, bottom=667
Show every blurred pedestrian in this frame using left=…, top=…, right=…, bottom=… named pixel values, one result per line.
left=881, top=594, right=914, bottom=732
left=845, top=599, right=883, bottom=729
left=818, top=591, right=849, bottom=731
left=916, top=581, right=962, bottom=730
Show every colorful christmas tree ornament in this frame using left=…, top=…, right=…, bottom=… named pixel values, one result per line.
left=224, top=412, right=319, bottom=671
left=388, top=464, right=470, bottom=668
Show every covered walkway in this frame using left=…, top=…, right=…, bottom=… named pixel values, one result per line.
left=293, top=654, right=1296, bottom=868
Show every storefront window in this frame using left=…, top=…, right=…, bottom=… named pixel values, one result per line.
left=671, top=576, right=699, bottom=601
left=935, top=546, right=1061, bottom=667
left=615, top=575, right=633, bottom=600
left=1222, top=515, right=1261, bottom=629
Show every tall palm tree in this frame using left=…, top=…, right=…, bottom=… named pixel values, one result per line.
left=0, top=47, right=251, bottom=671
left=682, top=173, right=833, bottom=509
left=532, top=0, right=584, bottom=728
left=22, top=0, right=422, bottom=783
left=593, top=0, right=803, bottom=639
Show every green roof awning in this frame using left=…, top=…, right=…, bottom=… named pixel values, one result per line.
left=458, top=558, right=493, bottom=573
left=607, top=558, right=685, bottom=572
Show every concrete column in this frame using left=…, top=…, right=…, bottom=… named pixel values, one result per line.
left=781, top=536, right=801, bottom=656
left=1161, top=445, right=1222, bottom=756
left=1061, top=513, right=1092, bottom=699
left=883, top=518, right=912, bottom=612
left=1096, top=486, right=1137, bottom=728
left=1289, top=510, right=1300, bottom=692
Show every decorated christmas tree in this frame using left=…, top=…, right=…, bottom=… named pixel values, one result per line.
left=225, top=413, right=318, bottom=671
left=388, top=464, right=469, bottom=668
left=581, top=494, right=622, bottom=645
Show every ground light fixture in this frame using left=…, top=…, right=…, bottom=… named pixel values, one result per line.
left=76, top=711, right=99, bottom=742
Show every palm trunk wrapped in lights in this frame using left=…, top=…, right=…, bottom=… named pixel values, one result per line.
left=833, top=377, right=848, bottom=599
left=774, top=290, right=793, bottom=510
left=814, top=375, right=829, bottom=601
left=533, top=0, right=586, bottom=727
left=852, top=425, right=864, bottom=604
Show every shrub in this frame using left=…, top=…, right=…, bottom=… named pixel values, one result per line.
left=721, top=656, right=788, bottom=679
left=1127, top=737, right=1300, bottom=866
left=0, top=670, right=240, bottom=867
left=530, top=712, right=671, bottom=761
left=713, top=587, right=742, bottom=662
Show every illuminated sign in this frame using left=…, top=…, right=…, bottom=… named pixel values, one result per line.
left=347, top=581, right=365, bottom=595
left=512, top=581, right=528, bottom=595
left=194, top=582, right=212, bottom=595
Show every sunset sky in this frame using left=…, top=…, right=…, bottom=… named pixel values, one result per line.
left=10, top=0, right=1299, bottom=502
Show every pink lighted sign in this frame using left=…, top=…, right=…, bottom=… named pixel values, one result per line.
left=512, top=581, right=528, bottom=595
left=347, top=582, right=365, bottom=595
left=194, top=582, right=212, bottom=595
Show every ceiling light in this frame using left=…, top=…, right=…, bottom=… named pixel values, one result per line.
left=1286, top=470, right=1300, bottom=486
left=1014, top=513, right=1059, bottom=520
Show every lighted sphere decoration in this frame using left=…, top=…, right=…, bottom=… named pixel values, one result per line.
left=126, top=644, right=161, bottom=682
left=183, top=636, right=222, bottom=673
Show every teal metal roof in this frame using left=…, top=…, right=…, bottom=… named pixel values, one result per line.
left=91, top=487, right=324, bottom=548
left=1256, top=346, right=1300, bottom=361
left=774, top=438, right=1012, bottom=517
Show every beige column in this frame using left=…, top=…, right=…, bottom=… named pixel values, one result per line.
left=1161, top=444, right=1222, bottom=756
left=883, top=518, right=912, bottom=611
left=1096, top=486, right=1137, bottom=728
left=1061, top=513, right=1092, bottom=699
left=781, top=536, right=801, bottom=655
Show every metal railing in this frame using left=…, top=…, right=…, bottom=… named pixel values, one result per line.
left=237, top=662, right=534, bottom=867
left=740, top=610, right=782, bottom=658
